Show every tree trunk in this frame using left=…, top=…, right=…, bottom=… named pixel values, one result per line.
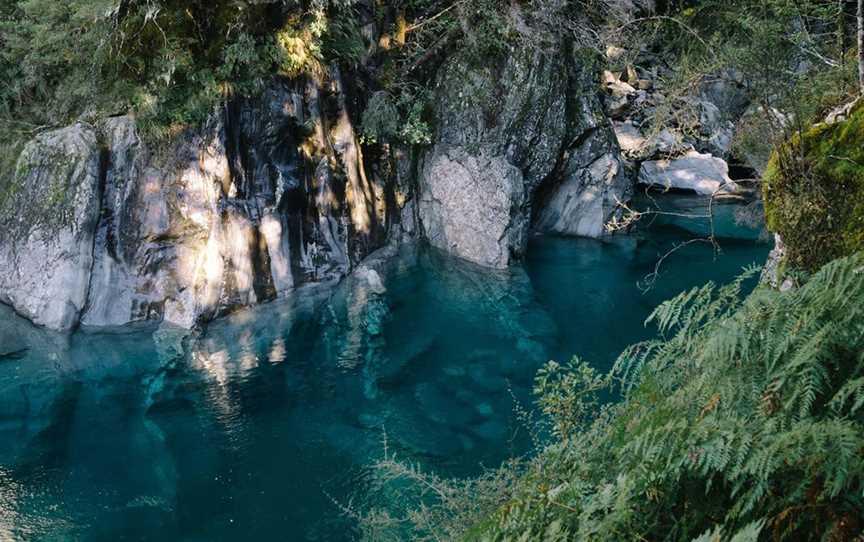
left=839, top=0, right=848, bottom=54
left=858, top=0, right=864, bottom=92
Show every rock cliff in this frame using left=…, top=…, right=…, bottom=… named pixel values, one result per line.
left=0, top=35, right=630, bottom=330
left=0, top=72, right=398, bottom=330
left=418, top=42, right=629, bottom=268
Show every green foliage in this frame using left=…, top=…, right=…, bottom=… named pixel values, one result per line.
left=457, top=0, right=513, bottom=65
left=621, top=0, right=858, bottom=160
left=505, top=255, right=864, bottom=540
left=360, top=88, right=432, bottom=146
left=764, top=100, right=864, bottom=271
left=0, top=0, right=364, bottom=140
left=534, top=359, right=606, bottom=442
left=365, top=254, right=864, bottom=540
left=353, top=441, right=525, bottom=542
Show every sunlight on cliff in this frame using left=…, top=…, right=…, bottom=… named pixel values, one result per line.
left=261, top=215, right=293, bottom=292
left=334, top=110, right=374, bottom=235
left=225, top=215, right=256, bottom=298
left=168, top=148, right=266, bottom=325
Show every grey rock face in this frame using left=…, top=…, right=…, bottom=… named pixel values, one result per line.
left=3, top=72, right=399, bottom=331
left=419, top=40, right=629, bottom=268
left=697, top=70, right=750, bottom=121
left=82, top=78, right=390, bottom=329
left=761, top=234, right=794, bottom=290
left=534, top=148, right=630, bottom=238
left=0, top=124, right=103, bottom=330
left=639, top=151, right=738, bottom=196
left=688, top=97, right=736, bottom=158
left=419, top=149, right=525, bottom=269
left=613, top=121, right=647, bottom=156
left=2, top=29, right=634, bottom=325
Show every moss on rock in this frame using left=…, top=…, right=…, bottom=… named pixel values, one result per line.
left=763, top=100, right=864, bottom=271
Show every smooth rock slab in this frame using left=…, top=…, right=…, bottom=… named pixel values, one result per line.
left=0, top=124, right=102, bottom=330
left=613, top=121, right=647, bottom=155
left=534, top=152, right=630, bottom=237
left=639, top=151, right=739, bottom=196
left=419, top=148, right=526, bottom=269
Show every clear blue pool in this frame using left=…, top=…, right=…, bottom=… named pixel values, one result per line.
left=0, top=195, right=770, bottom=541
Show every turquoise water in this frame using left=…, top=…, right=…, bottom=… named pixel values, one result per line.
left=0, top=195, right=769, bottom=541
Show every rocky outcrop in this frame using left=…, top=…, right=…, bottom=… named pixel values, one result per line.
left=533, top=143, right=629, bottom=238
left=418, top=40, right=629, bottom=268
left=1, top=24, right=640, bottom=328
left=614, top=121, right=684, bottom=160
left=760, top=234, right=793, bottom=290
left=601, top=53, right=754, bottom=200
left=603, top=65, right=747, bottom=162
left=0, top=125, right=103, bottom=330
left=1, top=72, right=401, bottom=331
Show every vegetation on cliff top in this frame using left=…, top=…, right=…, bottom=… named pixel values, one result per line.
left=764, top=100, right=864, bottom=272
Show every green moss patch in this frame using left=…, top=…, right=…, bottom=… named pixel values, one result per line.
left=763, top=100, right=864, bottom=271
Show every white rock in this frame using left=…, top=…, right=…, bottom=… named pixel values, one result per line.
left=639, top=151, right=739, bottom=196
left=419, top=148, right=526, bottom=269
left=614, top=122, right=685, bottom=159
left=614, top=121, right=647, bottom=155
left=607, top=79, right=637, bottom=98
left=535, top=152, right=631, bottom=237
left=605, top=46, right=626, bottom=62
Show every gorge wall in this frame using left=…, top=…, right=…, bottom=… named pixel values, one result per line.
left=0, top=35, right=636, bottom=331
left=0, top=5, right=754, bottom=331
left=418, top=40, right=629, bottom=268
left=0, top=72, right=399, bottom=330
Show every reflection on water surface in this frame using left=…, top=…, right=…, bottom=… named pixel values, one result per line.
left=0, top=197, right=769, bottom=540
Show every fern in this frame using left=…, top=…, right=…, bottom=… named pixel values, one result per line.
left=358, top=254, right=864, bottom=541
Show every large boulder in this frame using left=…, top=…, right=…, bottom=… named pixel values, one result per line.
left=533, top=143, right=631, bottom=238
left=639, top=151, right=738, bottom=195
left=0, top=124, right=103, bottom=330
left=419, top=149, right=525, bottom=268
